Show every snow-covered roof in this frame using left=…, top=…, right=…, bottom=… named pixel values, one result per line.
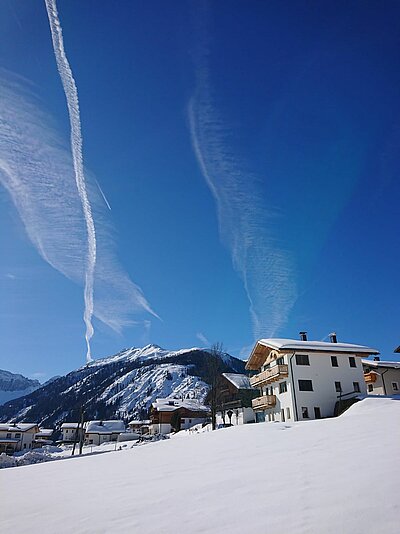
left=36, top=428, right=53, bottom=437
left=128, top=420, right=150, bottom=425
left=222, top=373, right=254, bottom=390
left=151, top=398, right=209, bottom=413
left=257, top=338, right=379, bottom=354
left=362, top=359, right=400, bottom=369
left=61, top=423, right=79, bottom=429
left=0, top=423, right=38, bottom=432
left=85, top=420, right=126, bottom=434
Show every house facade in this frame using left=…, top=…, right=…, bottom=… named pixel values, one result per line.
left=363, top=358, right=400, bottom=395
left=84, top=420, right=126, bottom=445
left=0, top=423, right=39, bottom=454
left=149, top=399, right=209, bottom=435
left=216, top=373, right=258, bottom=426
left=60, top=422, right=85, bottom=444
left=128, top=420, right=150, bottom=435
left=246, top=333, right=379, bottom=422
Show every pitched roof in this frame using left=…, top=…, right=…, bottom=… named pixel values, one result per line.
left=151, top=398, right=209, bottom=413
left=85, top=420, right=125, bottom=434
left=222, top=373, right=254, bottom=390
left=362, top=359, right=400, bottom=369
left=257, top=338, right=379, bottom=354
left=0, top=423, right=38, bottom=432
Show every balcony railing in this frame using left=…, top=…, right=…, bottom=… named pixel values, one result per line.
left=252, top=395, right=276, bottom=410
left=364, top=372, right=377, bottom=383
left=249, top=364, right=288, bottom=387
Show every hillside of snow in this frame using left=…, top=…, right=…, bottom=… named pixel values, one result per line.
left=0, top=345, right=245, bottom=427
left=0, top=369, right=40, bottom=406
left=2, top=396, right=399, bottom=533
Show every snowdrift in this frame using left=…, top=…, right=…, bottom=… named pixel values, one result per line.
left=2, top=397, right=399, bottom=533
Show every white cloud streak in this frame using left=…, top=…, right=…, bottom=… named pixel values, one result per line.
left=188, top=37, right=297, bottom=340
left=44, top=0, right=96, bottom=362
left=0, top=71, right=158, bottom=353
left=196, top=332, right=210, bottom=346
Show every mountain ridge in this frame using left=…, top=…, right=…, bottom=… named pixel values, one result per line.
left=0, top=345, right=245, bottom=429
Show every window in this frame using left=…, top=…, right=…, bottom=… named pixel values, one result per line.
left=301, top=407, right=309, bottom=419
left=392, top=382, right=399, bottom=392
left=279, top=381, right=287, bottom=394
left=298, top=379, right=313, bottom=391
left=368, top=384, right=373, bottom=392
left=349, top=356, right=356, bottom=368
left=189, top=419, right=192, bottom=423
left=314, top=407, right=321, bottom=419
left=335, top=381, right=342, bottom=393
left=286, top=407, right=291, bottom=420
left=276, top=357, right=284, bottom=365
left=281, top=409, right=285, bottom=422
left=271, top=413, right=275, bottom=421
left=14, top=433, right=21, bottom=438
left=296, top=354, right=310, bottom=366
left=6, top=433, right=11, bottom=439
left=331, top=356, right=338, bottom=367
left=180, top=419, right=185, bottom=424
left=353, top=382, right=361, bottom=393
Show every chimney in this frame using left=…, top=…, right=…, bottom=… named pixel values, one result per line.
left=299, top=331, right=307, bottom=341
left=373, top=356, right=380, bottom=361
left=329, top=332, right=337, bottom=343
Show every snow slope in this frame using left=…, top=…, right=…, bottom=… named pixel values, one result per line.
left=0, top=345, right=245, bottom=426
left=2, top=396, right=399, bottom=533
left=0, top=369, right=40, bottom=405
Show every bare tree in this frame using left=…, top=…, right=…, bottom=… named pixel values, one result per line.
left=205, top=342, right=225, bottom=430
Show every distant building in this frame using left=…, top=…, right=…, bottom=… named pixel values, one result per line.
left=216, top=373, right=258, bottom=426
left=84, top=420, right=126, bottom=446
left=363, top=358, right=400, bottom=395
left=33, top=428, right=54, bottom=448
left=149, top=398, right=209, bottom=435
left=128, top=420, right=150, bottom=435
left=60, top=422, right=84, bottom=444
left=245, top=333, right=379, bottom=422
left=0, top=423, right=39, bottom=454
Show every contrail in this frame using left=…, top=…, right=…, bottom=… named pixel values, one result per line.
left=95, top=179, right=112, bottom=211
left=45, top=0, right=96, bottom=362
left=188, top=22, right=297, bottom=340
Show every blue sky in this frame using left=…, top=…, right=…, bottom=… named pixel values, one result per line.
left=0, top=1, right=399, bottom=380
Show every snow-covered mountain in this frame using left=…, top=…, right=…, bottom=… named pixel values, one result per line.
left=0, top=345, right=245, bottom=428
left=0, top=370, right=41, bottom=406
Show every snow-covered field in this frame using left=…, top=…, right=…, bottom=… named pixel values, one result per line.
left=2, top=397, right=399, bottom=533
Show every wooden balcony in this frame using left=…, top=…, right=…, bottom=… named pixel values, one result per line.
left=252, top=395, right=276, bottom=411
left=364, top=372, right=377, bottom=383
left=249, top=364, right=288, bottom=387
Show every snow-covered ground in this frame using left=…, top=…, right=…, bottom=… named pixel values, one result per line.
left=2, top=397, right=399, bottom=533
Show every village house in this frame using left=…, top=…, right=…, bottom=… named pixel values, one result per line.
left=84, top=420, right=126, bottom=446
left=60, top=422, right=85, bottom=444
left=216, top=373, right=258, bottom=426
left=0, top=423, right=39, bottom=454
left=363, top=357, right=400, bottom=395
left=128, top=419, right=150, bottom=435
left=149, top=398, right=210, bottom=435
left=33, top=428, right=54, bottom=448
left=245, top=332, right=379, bottom=422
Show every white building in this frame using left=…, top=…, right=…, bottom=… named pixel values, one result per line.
left=0, top=423, right=39, bottom=454
left=363, top=358, right=400, bottom=395
left=84, top=420, right=126, bottom=445
left=128, top=420, right=150, bottom=435
left=60, top=422, right=84, bottom=444
left=245, top=333, right=379, bottom=422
